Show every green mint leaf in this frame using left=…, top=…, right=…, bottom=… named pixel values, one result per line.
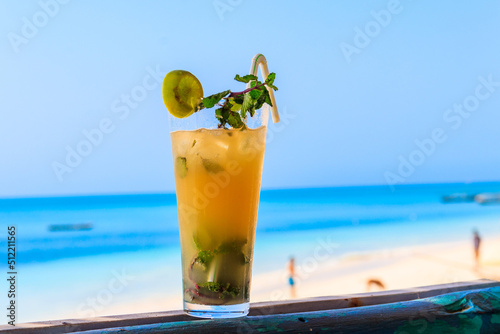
left=202, top=158, right=224, bottom=173
left=215, top=109, right=223, bottom=120
left=199, top=282, right=240, bottom=299
left=250, top=80, right=261, bottom=88
left=222, top=285, right=240, bottom=299
left=203, top=90, right=230, bottom=108
left=227, top=111, right=244, bottom=129
left=201, top=281, right=223, bottom=292
left=195, top=250, right=214, bottom=267
left=203, top=98, right=217, bottom=109
left=255, top=92, right=267, bottom=110
left=228, top=98, right=242, bottom=111
left=264, top=91, right=273, bottom=107
left=225, top=99, right=234, bottom=112
left=175, top=157, right=188, bottom=178
left=233, top=96, right=244, bottom=104
left=215, top=107, right=230, bottom=128
left=203, top=98, right=216, bottom=109
left=265, top=72, right=278, bottom=90
left=241, top=92, right=253, bottom=116
left=230, top=103, right=242, bottom=112
left=265, top=72, right=276, bottom=86
left=249, top=89, right=262, bottom=100
left=234, top=74, right=258, bottom=83
left=248, top=105, right=256, bottom=117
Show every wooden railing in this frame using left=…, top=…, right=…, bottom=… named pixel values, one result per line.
left=2, top=279, right=499, bottom=333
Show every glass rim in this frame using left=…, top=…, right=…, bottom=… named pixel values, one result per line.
left=168, top=105, right=269, bottom=132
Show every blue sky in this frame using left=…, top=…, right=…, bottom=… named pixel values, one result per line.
left=1, top=0, right=500, bottom=198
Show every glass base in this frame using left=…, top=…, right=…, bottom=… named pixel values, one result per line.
left=184, top=301, right=249, bottom=319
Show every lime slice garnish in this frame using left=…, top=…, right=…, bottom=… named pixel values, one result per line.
left=162, top=70, right=203, bottom=118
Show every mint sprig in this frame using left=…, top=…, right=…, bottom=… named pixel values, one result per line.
left=202, top=90, right=231, bottom=109
left=191, top=238, right=247, bottom=269
left=199, top=282, right=240, bottom=299
left=197, top=73, right=278, bottom=129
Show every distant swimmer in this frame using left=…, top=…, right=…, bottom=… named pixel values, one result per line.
left=366, top=278, right=385, bottom=292
left=473, top=229, right=481, bottom=266
left=288, top=257, right=296, bottom=298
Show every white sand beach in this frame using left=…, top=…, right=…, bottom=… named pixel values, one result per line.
left=250, top=235, right=500, bottom=303
left=76, top=234, right=500, bottom=319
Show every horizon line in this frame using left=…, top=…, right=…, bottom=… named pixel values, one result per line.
left=1, top=180, right=499, bottom=201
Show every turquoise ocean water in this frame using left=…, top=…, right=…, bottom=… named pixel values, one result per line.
left=1, top=182, right=500, bottom=322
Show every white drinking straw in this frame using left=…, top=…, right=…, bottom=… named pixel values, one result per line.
left=248, top=54, right=280, bottom=123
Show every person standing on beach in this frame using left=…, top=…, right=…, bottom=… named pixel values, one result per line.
left=473, top=230, right=481, bottom=266
left=288, top=257, right=296, bottom=298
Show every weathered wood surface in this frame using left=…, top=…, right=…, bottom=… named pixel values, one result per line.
left=2, top=280, right=499, bottom=333
left=247, top=279, right=500, bottom=316
left=76, top=286, right=500, bottom=333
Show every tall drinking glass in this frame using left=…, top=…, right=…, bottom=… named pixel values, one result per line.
left=169, top=105, right=269, bottom=318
